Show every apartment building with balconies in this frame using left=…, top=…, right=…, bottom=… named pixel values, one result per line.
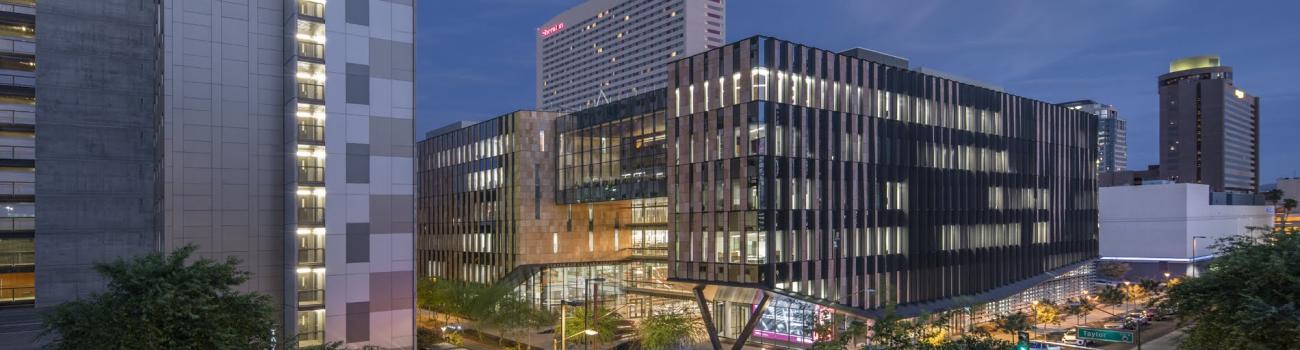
left=0, top=0, right=34, bottom=309
left=0, top=1, right=415, bottom=348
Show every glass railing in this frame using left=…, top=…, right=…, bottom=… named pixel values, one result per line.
left=297, top=41, right=324, bottom=61
left=297, top=330, right=324, bottom=347
left=0, top=181, right=33, bottom=196
left=297, top=83, right=324, bottom=101
left=298, top=1, right=325, bottom=20
left=0, top=110, right=34, bottom=125
left=298, top=208, right=325, bottom=226
left=0, top=145, right=34, bottom=160
left=630, top=246, right=669, bottom=258
left=298, top=166, right=324, bottom=184
left=298, top=123, right=324, bottom=143
left=0, top=72, right=34, bottom=87
left=298, top=248, right=324, bottom=265
left=0, top=286, right=34, bottom=304
left=0, top=250, right=33, bottom=268
left=0, top=217, right=32, bottom=231
left=298, top=289, right=324, bottom=307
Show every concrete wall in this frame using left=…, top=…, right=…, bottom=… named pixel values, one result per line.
left=160, top=0, right=288, bottom=309
left=1100, top=183, right=1271, bottom=260
left=34, top=0, right=162, bottom=306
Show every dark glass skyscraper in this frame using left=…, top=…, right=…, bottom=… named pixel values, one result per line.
left=1060, top=100, right=1127, bottom=173
left=1158, top=55, right=1260, bottom=193
left=665, top=36, right=1098, bottom=317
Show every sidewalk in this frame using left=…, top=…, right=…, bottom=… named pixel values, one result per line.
left=1138, top=329, right=1184, bottom=350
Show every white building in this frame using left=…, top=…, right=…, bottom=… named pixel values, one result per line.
left=1100, top=183, right=1271, bottom=279
left=536, top=0, right=725, bottom=111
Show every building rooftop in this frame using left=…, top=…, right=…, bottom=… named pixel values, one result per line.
left=1169, top=55, right=1220, bottom=73
left=425, top=121, right=477, bottom=139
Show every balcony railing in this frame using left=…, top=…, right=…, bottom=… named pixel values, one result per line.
left=0, top=250, right=33, bottom=268
left=297, top=330, right=324, bottom=347
left=297, top=83, right=324, bottom=102
left=0, top=110, right=33, bottom=125
left=297, top=42, right=324, bottom=62
left=298, top=248, right=324, bottom=265
left=0, top=217, right=32, bottom=231
left=0, top=72, right=34, bottom=87
left=298, top=123, right=324, bottom=144
left=630, top=246, right=668, bottom=258
left=298, top=289, right=324, bottom=307
left=298, top=207, right=324, bottom=226
left=0, top=145, right=33, bottom=160
left=298, top=1, right=325, bottom=20
left=0, top=181, right=33, bottom=196
left=298, top=166, right=324, bottom=185
left=0, top=286, right=33, bottom=304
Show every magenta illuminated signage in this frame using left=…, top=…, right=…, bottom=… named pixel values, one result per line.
left=539, top=22, right=566, bottom=38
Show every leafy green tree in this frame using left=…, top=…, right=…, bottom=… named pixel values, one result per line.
left=636, top=309, right=704, bottom=350
left=1097, top=285, right=1126, bottom=311
left=993, top=312, right=1031, bottom=336
left=560, top=306, right=624, bottom=348
left=1065, top=297, right=1097, bottom=324
left=1031, top=299, right=1062, bottom=327
left=39, top=245, right=276, bottom=349
left=1164, top=231, right=1300, bottom=350
left=478, top=291, right=554, bottom=349
left=1096, top=261, right=1131, bottom=281
left=1264, top=188, right=1283, bottom=203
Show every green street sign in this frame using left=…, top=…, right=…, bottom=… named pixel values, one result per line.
left=1077, top=327, right=1134, bottom=343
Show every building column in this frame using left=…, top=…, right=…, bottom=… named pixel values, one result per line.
left=693, top=285, right=723, bottom=350
left=732, top=292, right=770, bottom=350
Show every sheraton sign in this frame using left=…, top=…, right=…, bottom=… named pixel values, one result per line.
left=539, top=22, right=565, bottom=37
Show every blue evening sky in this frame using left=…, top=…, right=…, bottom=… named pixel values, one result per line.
left=417, top=0, right=1300, bottom=182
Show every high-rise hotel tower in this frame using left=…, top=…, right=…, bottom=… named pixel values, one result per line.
left=1158, top=55, right=1260, bottom=193
left=0, top=1, right=416, bottom=348
left=536, top=0, right=725, bottom=111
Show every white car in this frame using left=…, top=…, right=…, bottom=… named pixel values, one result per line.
left=1062, top=329, right=1091, bottom=346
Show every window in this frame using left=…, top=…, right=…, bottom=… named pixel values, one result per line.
left=751, top=68, right=769, bottom=100
left=552, top=233, right=559, bottom=253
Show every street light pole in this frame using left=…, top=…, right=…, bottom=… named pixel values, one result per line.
left=1191, top=236, right=1208, bottom=278
left=583, top=277, right=605, bottom=350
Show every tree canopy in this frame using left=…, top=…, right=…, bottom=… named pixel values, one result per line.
left=39, top=245, right=276, bottom=350
left=636, top=309, right=704, bottom=350
left=1163, top=231, right=1300, bottom=350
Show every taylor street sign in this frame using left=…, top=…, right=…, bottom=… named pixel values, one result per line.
left=1077, top=327, right=1135, bottom=343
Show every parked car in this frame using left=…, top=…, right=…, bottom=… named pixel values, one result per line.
left=1103, top=321, right=1126, bottom=329
left=1144, top=308, right=1168, bottom=321
left=1125, top=312, right=1150, bottom=325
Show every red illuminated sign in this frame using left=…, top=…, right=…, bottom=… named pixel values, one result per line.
left=540, top=22, right=565, bottom=37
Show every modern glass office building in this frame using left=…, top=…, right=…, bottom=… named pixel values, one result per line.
left=665, top=36, right=1098, bottom=322
left=1060, top=100, right=1127, bottom=173
left=420, top=35, right=1099, bottom=348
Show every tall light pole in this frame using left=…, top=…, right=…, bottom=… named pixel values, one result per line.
left=583, top=277, right=605, bottom=350
left=1191, top=236, right=1208, bottom=278
left=558, top=299, right=582, bottom=350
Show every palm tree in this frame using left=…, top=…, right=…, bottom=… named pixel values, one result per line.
left=994, top=312, right=1031, bottom=337
left=637, top=309, right=704, bottom=350
left=1074, top=297, right=1097, bottom=324
left=1097, top=285, right=1126, bottom=313
left=559, top=306, right=623, bottom=349
left=1283, top=199, right=1298, bottom=232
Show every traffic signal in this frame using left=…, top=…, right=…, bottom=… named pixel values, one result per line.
left=1017, top=331, right=1030, bottom=350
